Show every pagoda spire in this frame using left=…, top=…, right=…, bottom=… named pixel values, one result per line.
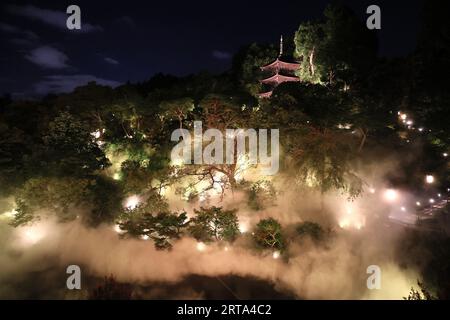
left=279, top=35, right=283, bottom=57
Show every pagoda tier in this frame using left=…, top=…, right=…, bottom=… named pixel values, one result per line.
left=260, top=73, right=300, bottom=85
left=258, top=91, right=273, bottom=98
left=260, top=58, right=300, bottom=73
left=257, top=36, right=301, bottom=99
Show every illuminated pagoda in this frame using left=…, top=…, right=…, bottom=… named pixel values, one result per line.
left=258, top=36, right=301, bottom=98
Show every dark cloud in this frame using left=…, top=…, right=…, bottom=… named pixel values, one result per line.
left=21, top=30, right=39, bottom=41
left=0, top=22, right=20, bottom=33
left=0, top=22, right=39, bottom=45
left=10, top=38, right=35, bottom=46
left=33, top=74, right=121, bottom=95
left=212, top=50, right=232, bottom=60
left=6, top=4, right=103, bottom=33
left=104, top=57, right=119, bottom=65
left=114, top=16, right=137, bottom=29
left=25, top=46, right=69, bottom=69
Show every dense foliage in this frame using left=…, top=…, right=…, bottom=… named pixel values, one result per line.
left=0, top=1, right=449, bottom=298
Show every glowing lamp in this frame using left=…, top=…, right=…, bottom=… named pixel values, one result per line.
left=196, top=242, right=206, bottom=252
left=384, top=189, right=398, bottom=202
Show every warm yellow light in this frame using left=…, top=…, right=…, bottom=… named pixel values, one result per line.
left=171, top=156, right=184, bottom=166
left=18, top=224, right=47, bottom=246
left=124, top=195, right=141, bottom=210
left=238, top=219, right=249, bottom=233
left=338, top=206, right=365, bottom=230
left=159, top=186, right=169, bottom=196
left=2, top=209, right=17, bottom=219
left=113, top=224, right=124, bottom=234
left=425, top=175, right=434, bottom=184
left=196, top=242, right=206, bottom=252
left=339, top=220, right=349, bottom=229
left=384, top=189, right=398, bottom=202
left=91, top=129, right=101, bottom=139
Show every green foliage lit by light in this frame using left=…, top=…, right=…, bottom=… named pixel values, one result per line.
left=253, top=217, right=285, bottom=250
left=188, top=206, right=240, bottom=243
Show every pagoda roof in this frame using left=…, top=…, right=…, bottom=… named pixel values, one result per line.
left=260, top=73, right=300, bottom=85
left=258, top=91, right=273, bottom=98
left=261, top=58, right=300, bottom=72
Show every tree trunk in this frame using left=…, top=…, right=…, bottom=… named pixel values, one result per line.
left=177, top=113, right=183, bottom=129
left=121, top=121, right=130, bottom=138
left=309, top=47, right=315, bottom=76
left=358, top=128, right=368, bottom=152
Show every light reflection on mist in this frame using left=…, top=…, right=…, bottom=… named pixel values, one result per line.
left=1, top=154, right=444, bottom=300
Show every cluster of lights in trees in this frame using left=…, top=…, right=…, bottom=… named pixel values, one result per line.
left=391, top=111, right=450, bottom=213
left=397, top=111, right=449, bottom=158
left=13, top=112, right=446, bottom=250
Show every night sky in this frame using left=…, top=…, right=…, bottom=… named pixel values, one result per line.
left=0, top=0, right=422, bottom=98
